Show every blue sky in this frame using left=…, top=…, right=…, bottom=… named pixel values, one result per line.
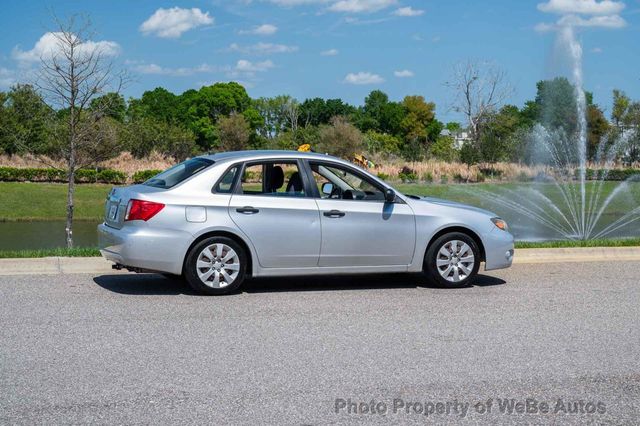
left=1, top=0, right=639, bottom=122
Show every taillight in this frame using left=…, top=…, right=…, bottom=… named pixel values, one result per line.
left=125, top=199, right=165, bottom=221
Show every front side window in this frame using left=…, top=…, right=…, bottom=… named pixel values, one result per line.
left=144, top=158, right=214, bottom=189
left=310, top=162, right=385, bottom=201
left=239, top=162, right=307, bottom=197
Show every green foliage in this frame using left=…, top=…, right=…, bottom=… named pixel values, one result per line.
left=429, top=135, right=458, bottom=162
left=317, top=116, right=364, bottom=159
left=0, top=84, right=53, bottom=155
left=459, top=141, right=480, bottom=166
left=0, top=167, right=125, bottom=183
left=422, top=172, right=433, bottom=183
left=132, top=169, right=163, bottom=183
left=124, top=117, right=197, bottom=161
left=398, top=166, right=418, bottom=183
left=216, top=112, right=252, bottom=152
left=376, top=172, right=390, bottom=180
left=581, top=168, right=640, bottom=181
left=364, top=130, right=401, bottom=155
left=90, top=93, right=126, bottom=122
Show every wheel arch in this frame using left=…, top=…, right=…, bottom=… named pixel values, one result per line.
left=183, top=230, right=254, bottom=277
left=425, top=226, right=486, bottom=263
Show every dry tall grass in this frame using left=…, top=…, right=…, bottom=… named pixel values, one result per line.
left=0, top=152, right=637, bottom=184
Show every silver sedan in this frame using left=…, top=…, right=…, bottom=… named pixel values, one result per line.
left=99, top=151, right=514, bottom=295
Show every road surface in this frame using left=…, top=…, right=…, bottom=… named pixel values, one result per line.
left=1, top=262, right=639, bottom=424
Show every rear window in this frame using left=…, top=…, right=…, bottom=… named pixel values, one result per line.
left=144, top=158, right=214, bottom=189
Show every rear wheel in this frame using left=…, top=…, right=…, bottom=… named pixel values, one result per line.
left=184, top=237, right=247, bottom=295
left=424, top=232, right=480, bottom=288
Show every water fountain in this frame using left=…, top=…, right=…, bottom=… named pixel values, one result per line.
left=459, top=26, right=640, bottom=241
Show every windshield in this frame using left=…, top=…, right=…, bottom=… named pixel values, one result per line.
left=144, top=158, right=214, bottom=189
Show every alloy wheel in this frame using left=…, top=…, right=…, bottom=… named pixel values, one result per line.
left=436, top=240, right=475, bottom=283
left=196, top=243, right=241, bottom=288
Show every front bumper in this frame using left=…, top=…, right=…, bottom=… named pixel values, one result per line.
left=98, top=223, right=192, bottom=275
left=483, top=227, right=515, bottom=271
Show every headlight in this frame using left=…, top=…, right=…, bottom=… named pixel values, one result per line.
left=491, top=217, right=509, bottom=232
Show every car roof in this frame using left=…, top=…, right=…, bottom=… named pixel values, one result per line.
left=198, top=150, right=352, bottom=165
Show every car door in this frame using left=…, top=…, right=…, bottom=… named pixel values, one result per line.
left=307, top=161, right=416, bottom=267
left=228, top=160, right=321, bottom=268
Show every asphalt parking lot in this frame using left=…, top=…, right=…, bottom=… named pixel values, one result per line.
left=1, top=262, right=639, bottom=424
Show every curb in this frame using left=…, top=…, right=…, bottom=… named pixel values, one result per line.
left=1, top=247, right=640, bottom=276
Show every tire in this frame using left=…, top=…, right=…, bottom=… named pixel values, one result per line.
left=424, top=232, right=480, bottom=288
left=183, top=236, right=247, bottom=295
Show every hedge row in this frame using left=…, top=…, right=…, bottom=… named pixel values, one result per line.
left=132, top=169, right=162, bottom=184
left=582, top=168, right=640, bottom=181
left=0, top=167, right=126, bottom=184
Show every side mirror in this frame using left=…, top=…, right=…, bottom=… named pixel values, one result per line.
left=384, top=188, right=396, bottom=203
left=322, top=182, right=334, bottom=195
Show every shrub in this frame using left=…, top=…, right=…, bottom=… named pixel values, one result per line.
left=0, top=167, right=125, bottom=184
left=440, top=174, right=449, bottom=184
left=97, top=169, right=126, bottom=184
left=422, top=172, right=433, bottom=183
left=581, top=168, right=640, bottom=181
left=132, top=169, right=162, bottom=184
left=479, top=167, right=504, bottom=179
left=398, top=166, right=418, bottom=183
left=376, top=172, right=390, bottom=181
left=453, top=173, right=465, bottom=183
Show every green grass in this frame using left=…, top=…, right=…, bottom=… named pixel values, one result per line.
left=515, top=238, right=640, bottom=249
left=0, top=182, right=110, bottom=221
left=0, top=247, right=101, bottom=258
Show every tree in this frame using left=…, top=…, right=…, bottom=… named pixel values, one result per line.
left=125, top=117, right=196, bottom=161
left=586, top=104, right=609, bottom=160
left=429, top=135, right=458, bottom=162
left=90, top=92, right=126, bottom=122
left=318, top=116, right=364, bottom=159
left=446, top=60, right=512, bottom=145
left=611, top=89, right=630, bottom=130
left=0, top=84, right=53, bottom=155
left=478, top=105, right=524, bottom=163
left=34, top=14, right=127, bottom=248
left=401, top=95, right=436, bottom=142
left=216, top=112, right=251, bottom=152
left=363, top=130, right=401, bottom=156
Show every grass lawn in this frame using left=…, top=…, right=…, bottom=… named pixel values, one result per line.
left=0, top=182, right=111, bottom=221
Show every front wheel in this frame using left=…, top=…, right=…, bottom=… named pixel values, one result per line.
left=424, top=232, right=480, bottom=288
left=184, top=237, right=247, bottom=295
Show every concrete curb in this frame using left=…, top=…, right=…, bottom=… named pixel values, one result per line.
left=1, top=247, right=640, bottom=276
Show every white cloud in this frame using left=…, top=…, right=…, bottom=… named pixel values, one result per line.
left=394, top=69, right=414, bottom=78
left=240, top=24, right=278, bottom=35
left=558, top=13, right=627, bottom=27
left=321, top=48, right=339, bottom=56
left=536, top=13, right=627, bottom=30
left=343, top=71, right=384, bottom=85
left=536, top=0, right=627, bottom=31
left=537, top=0, right=625, bottom=15
left=591, top=46, right=603, bottom=53
left=268, top=0, right=330, bottom=5
left=12, top=32, right=120, bottom=64
left=227, top=42, right=298, bottom=54
left=140, top=7, right=213, bottom=38
left=0, top=68, right=15, bottom=89
left=235, top=59, right=275, bottom=72
left=328, top=0, right=397, bottom=13
left=133, top=63, right=216, bottom=76
left=392, top=6, right=424, bottom=16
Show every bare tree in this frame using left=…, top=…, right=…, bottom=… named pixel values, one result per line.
left=446, top=60, right=512, bottom=144
left=34, top=14, right=127, bottom=248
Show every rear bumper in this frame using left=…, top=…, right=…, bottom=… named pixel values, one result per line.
left=98, top=223, right=192, bottom=275
left=483, top=228, right=515, bottom=271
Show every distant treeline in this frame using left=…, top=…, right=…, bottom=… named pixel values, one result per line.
left=1, top=78, right=639, bottom=165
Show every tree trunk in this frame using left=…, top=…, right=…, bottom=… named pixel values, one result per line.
left=65, top=145, right=76, bottom=249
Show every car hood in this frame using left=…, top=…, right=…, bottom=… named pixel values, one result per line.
left=416, top=196, right=497, bottom=217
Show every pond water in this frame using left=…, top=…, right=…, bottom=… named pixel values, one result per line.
left=0, top=221, right=101, bottom=251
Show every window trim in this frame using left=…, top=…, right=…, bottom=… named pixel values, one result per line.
left=233, top=159, right=313, bottom=199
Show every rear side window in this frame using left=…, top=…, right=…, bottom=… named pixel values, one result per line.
left=214, top=166, right=240, bottom=193
left=144, top=158, right=214, bottom=189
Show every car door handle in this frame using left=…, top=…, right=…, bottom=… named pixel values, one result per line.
left=236, top=206, right=260, bottom=214
left=323, top=210, right=346, bottom=218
